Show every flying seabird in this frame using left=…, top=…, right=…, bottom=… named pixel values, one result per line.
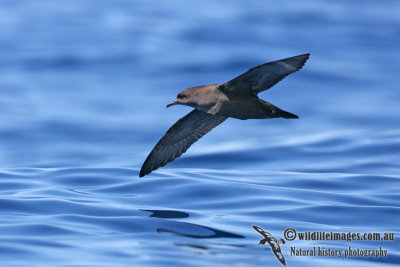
left=140, top=53, right=310, bottom=177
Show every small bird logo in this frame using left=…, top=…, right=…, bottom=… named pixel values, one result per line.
left=253, top=225, right=286, bottom=266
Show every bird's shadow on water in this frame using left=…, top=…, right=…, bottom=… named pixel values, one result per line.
left=141, top=209, right=244, bottom=239
left=141, top=209, right=289, bottom=266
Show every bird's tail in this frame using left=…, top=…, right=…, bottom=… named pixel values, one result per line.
left=273, top=107, right=299, bottom=119
left=260, top=99, right=299, bottom=119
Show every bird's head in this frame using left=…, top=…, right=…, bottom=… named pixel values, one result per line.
left=166, top=87, right=197, bottom=108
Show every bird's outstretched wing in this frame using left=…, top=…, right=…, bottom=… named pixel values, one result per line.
left=140, top=109, right=226, bottom=177
left=220, top=54, right=309, bottom=95
left=253, top=225, right=274, bottom=239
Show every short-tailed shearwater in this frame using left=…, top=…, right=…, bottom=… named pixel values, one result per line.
left=140, top=53, right=309, bottom=177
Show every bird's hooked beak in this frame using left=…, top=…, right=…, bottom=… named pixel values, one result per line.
left=166, top=99, right=179, bottom=108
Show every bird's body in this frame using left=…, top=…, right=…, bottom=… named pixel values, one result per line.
left=172, top=84, right=298, bottom=120
left=215, top=92, right=297, bottom=120
left=140, top=53, right=310, bottom=177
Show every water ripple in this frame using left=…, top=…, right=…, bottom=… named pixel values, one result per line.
left=0, top=167, right=398, bottom=266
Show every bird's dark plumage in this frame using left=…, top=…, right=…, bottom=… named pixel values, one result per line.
left=220, top=53, right=309, bottom=95
left=140, top=54, right=310, bottom=177
left=140, top=110, right=226, bottom=177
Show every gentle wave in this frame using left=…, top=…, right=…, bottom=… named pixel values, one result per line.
left=0, top=167, right=398, bottom=266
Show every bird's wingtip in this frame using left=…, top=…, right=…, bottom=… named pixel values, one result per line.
left=278, top=53, right=310, bottom=73
left=295, top=53, right=310, bottom=66
left=139, top=168, right=148, bottom=177
left=298, top=53, right=310, bottom=58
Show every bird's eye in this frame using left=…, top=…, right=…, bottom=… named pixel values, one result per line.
left=178, top=94, right=187, bottom=99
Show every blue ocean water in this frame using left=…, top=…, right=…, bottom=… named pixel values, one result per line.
left=0, top=0, right=399, bottom=266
